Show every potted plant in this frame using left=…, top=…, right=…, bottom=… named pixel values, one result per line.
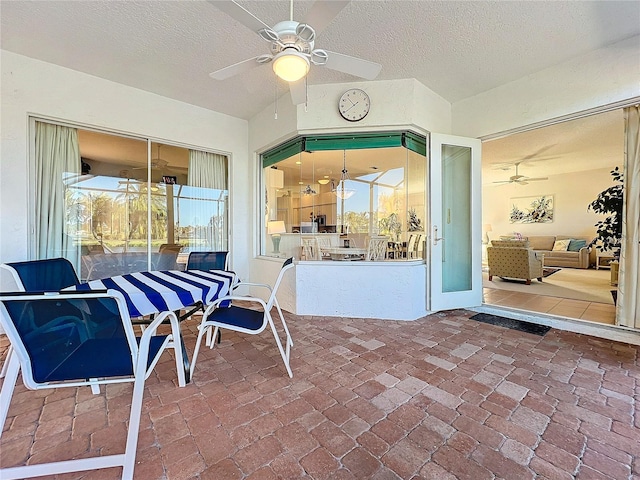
left=407, top=208, right=423, bottom=232
left=588, top=166, right=624, bottom=257
left=588, top=166, right=623, bottom=296
left=379, top=213, right=402, bottom=242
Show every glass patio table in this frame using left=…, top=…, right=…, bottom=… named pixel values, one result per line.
left=324, top=247, right=367, bottom=261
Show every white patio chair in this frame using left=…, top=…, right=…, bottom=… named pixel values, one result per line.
left=191, top=258, right=295, bottom=377
left=0, top=289, right=175, bottom=479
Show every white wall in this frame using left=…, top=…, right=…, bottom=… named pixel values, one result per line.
left=483, top=167, right=619, bottom=241
left=296, top=262, right=427, bottom=320
left=297, top=79, right=451, bottom=135
left=452, top=35, right=640, bottom=138
left=250, top=79, right=451, bottom=149
left=0, top=51, right=251, bottom=279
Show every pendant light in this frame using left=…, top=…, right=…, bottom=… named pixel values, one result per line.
left=332, top=151, right=356, bottom=200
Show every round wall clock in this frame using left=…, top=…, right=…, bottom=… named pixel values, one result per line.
left=338, top=89, right=370, bottom=122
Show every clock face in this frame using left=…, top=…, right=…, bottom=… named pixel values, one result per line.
left=339, top=89, right=370, bottom=122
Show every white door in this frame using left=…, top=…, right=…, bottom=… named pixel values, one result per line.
left=429, top=133, right=482, bottom=311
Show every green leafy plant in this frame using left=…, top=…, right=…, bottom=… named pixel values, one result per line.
left=588, top=166, right=623, bottom=257
left=407, top=208, right=423, bottom=232
left=379, top=213, right=402, bottom=240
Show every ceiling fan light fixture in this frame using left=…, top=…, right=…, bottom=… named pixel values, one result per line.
left=273, top=50, right=310, bottom=82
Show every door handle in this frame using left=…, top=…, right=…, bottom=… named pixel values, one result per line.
left=433, top=225, right=444, bottom=245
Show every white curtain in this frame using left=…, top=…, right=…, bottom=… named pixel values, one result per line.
left=188, top=151, right=227, bottom=189
left=617, top=105, right=640, bottom=328
left=35, top=122, right=81, bottom=266
left=188, top=151, right=228, bottom=250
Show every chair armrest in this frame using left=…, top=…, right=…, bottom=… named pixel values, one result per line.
left=577, top=247, right=590, bottom=267
left=528, top=250, right=543, bottom=267
left=139, top=310, right=175, bottom=336
left=230, top=282, right=273, bottom=296
left=203, top=295, right=268, bottom=317
left=233, top=281, right=272, bottom=290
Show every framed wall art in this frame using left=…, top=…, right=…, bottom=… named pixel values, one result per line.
left=509, top=195, right=554, bottom=223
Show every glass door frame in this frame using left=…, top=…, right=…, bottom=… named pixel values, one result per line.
left=429, top=133, right=482, bottom=311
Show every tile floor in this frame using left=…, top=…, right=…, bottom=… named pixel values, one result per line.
left=483, top=288, right=617, bottom=325
left=1, top=309, right=638, bottom=479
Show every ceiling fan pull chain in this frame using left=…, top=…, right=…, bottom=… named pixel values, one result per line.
left=274, top=77, right=278, bottom=120
left=304, top=77, right=308, bottom=112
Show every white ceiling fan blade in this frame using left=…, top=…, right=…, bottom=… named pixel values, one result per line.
left=289, top=79, right=307, bottom=105
left=207, top=1, right=273, bottom=35
left=323, top=50, right=382, bottom=80
left=525, top=177, right=549, bottom=181
left=303, top=1, right=350, bottom=34
left=210, top=55, right=270, bottom=80
left=518, top=145, right=556, bottom=162
left=516, top=181, right=529, bottom=185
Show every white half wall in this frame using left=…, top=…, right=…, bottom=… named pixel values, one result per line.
left=295, top=262, right=427, bottom=320
left=0, top=51, right=251, bottom=279
left=452, top=35, right=640, bottom=138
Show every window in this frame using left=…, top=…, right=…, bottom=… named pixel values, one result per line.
left=33, top=120, right=228, bottom=280
left=261, top=131, right=427, bottom=261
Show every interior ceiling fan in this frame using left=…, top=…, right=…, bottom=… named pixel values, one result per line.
left=208, top=0, right=382, bottom=105
left=131, top=145, right=185, bottom=173
left=493, top=162, right=548, bottom=186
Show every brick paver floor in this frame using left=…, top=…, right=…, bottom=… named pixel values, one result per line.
left=1, top=309, right=638, bottom=479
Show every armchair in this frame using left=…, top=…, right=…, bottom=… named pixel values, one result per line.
left=301, top=236, right=321, bottom=260
left=366, top=236, right=388, bottom=261
left=186, top=251, right=230, bottom=271
left=191, top=258, right=295, bottom=377
left=0, top=258, right=80, bottom=379
left=0, top=290, right=174, bottom=479
left=487, top=240, right=544, bottom=285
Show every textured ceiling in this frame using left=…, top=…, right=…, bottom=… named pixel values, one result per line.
left=3, top=1, right=634, bottom=182
left=2, top=1, right=639, bottom=120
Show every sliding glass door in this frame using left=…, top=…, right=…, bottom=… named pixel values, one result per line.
left=31, top=119, right=228, bottom=281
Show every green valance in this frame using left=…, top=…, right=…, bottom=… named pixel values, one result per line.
left=262, top=137, right=306, bottom=167
left=262, top=130, right=426, bottom=167
left=401, top=131, right=427, bottom=156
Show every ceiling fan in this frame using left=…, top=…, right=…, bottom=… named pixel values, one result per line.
left=208, top=0, right=382, bottom=105
left=131, top=145, right=186, bottom=174
left=493, top=162, right=548, bottom=186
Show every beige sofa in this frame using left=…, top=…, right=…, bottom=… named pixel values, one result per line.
left=499, top=235, right=591, bottom=269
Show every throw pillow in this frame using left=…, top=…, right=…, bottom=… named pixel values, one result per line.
left=567, top=239, right=587, bottom=252
left=552, top=239, right=570, bottom=251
